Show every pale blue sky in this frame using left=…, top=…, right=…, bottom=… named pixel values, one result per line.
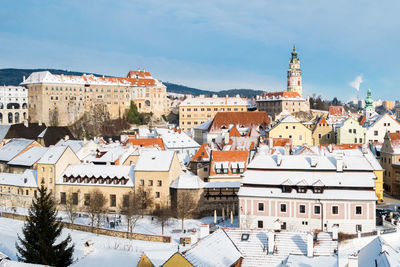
left=1, top=0, right=399, bottom=100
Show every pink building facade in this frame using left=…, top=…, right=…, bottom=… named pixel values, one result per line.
left=238, top=154, right=377, bottom=234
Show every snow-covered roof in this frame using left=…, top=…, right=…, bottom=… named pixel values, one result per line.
left=60, top=164, right=134, bottom=186
left=180, top=96, right=247, bottom=107
left=242, top=170, right=375, bottom=188
left=56, top=139, right=83, bottom=153
left=7, top=147, right=49, bottom=167
left=357, top=236, right=400, bottom=267
left=156, top=128, right=200, bottom=149
left=0, top=169, right=37, bottom=188
left=194, top=120, right=212, bottom=131
left=182, top=229, right=242, bottom=267
left=204, top=182, right=241, bottom=188
left=0, top=125, right=11, bottom=142
left=0, top=138, right=35, bottom=162
left=135, top=151, right=176, bottom=172
left=248, top=153, right=375, bottom=171
left=37, top=146, right=68, bottom=164
left=285, top=255, right=337, bottom=267
left=170, top=171, right=205, bottom=189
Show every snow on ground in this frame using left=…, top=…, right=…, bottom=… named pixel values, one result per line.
left=0, top=214, right=239, bottom=266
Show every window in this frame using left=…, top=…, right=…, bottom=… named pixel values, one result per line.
left=349, top=129, right=352, bottom=133
left=354, top=138, right=357, bottom=143
left=327, top=133, right=331, bottom=139
left=110, top=194, right=116, bottom=207
left=280, top=203, right=287, bottom=212
left=123, top=194, right=129, bottom=207
left=299, top=205, right=306, bottom=213
left=41, top=167, right=44, bottom=172
left=281, top=222, right=287, bottom=230
left=157, top=180, right=162, bottom=186
left=258, top=220, right=263, bottom=229
left=353, top=129, right=356, bottom=134
left=140, top=179, right=144, bottom=186
left=374, top=130, right=378, bottom=136
left=148, top=180, right=153, bottom=186
left=84, top=194, right=90, bottom=206
left=292, top=126, right=296, bottom=129
left=359, top=138, right=362, bottom=143
left=289, top=135, right=292, bottom=138
left=332, top=206, right=339, bottom=215
left=155, top=192, right=160, bottom=198
left=318, top=134, right=322, bottom=139
left=356, top=225, right=362, bottom=232
left=314, top=187, right=322, bottom=193
left=282, top=186, right=291, bottom=193
left=72, top=193, right=78, bottom=205
left=299, top=135, right=302, bottom=140
left=297, top=187, right=306, bottom=193
left=60, top=192, right=66, bottom=204
left=314, top=205, right=321, bottom=214
left=285, top=126, right=289, bottom=129
left=241, top=233, right=249, bottom=241
left=26, top=190, right=28, bottom=195
left=356, top=206, right=362, bottom=215
left=258, top=203, right=264, bottom=211
left=49, top=167, right=53, bottom=173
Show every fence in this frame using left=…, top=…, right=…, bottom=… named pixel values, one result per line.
left=0, top=212, right=171, bottom=243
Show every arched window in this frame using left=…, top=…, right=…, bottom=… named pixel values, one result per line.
left=8, top=112, right=13, bottom=123
left=14, top=113, right=19, bottom=123
left=23, top=112, right=27, bottom=120
left=0, top=103, right=3, bottom=109
left=22, top=103, right=27, bottom=109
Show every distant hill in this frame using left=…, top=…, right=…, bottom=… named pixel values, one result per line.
left=0, top=68, right=264, bottom=98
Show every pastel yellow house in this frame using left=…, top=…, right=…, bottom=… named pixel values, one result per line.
left=0, top=170, right=38, bottom=208
left=37, top=146, right=81, bottom=195
left=268, top=115, right=312, bottom=146
left=134, top=151, right=181, bottom=208
left=56, top=164, right=135, bottom=212
left=312, top=117, right=334, bottom=145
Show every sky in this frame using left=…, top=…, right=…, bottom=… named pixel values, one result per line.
left=1, top=0, right=399, bottom=101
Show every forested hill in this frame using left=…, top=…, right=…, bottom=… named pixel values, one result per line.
left=0, top=68, right=264, bottom=97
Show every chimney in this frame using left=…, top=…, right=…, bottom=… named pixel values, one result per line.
left=64, top=135, right=69, bottom=141
left=362, top=143, right=368, bottom=154
left=267, top=231, right=274, bottom=254
left=336, top=154, right=343, bottom=172
left=38, top=120, right=42, bottom=126
left=83, top=137, right=87, bottom=144
left=307, top=232, right=313, bottom=257
left=199, top=224, right=210, bottom=239
left=23, top=120, right=28, bottom=127
left=332, top=225, right=339, bottom=240
left=348, top=253, right=358, bottom=267
left=276, top=154, right=282, bottom=166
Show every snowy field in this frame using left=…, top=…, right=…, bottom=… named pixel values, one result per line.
left=0, top=214, right=239, bottom=266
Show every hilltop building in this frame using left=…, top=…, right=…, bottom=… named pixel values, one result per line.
left=0, top=86, right=28, bottom=125
left=20, top=70, right=168, bottom=126
left=256, top=47, right=309, bottom=119
left=178, top=95, right=248, bottom=132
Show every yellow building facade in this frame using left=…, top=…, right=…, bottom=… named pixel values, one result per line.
left=179, top=95, right=248, bottom=131
left=268, top=116, right=312, bottom=146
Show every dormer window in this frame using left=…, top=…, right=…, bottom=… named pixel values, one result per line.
left=314, top=187, right=323, bottom=193
left=282, top=186, right=292, bottom=193
left=297, top=187, right=307, bottom=193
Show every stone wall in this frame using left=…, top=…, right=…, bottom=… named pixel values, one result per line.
left=0, top=212, right=171, bottom=243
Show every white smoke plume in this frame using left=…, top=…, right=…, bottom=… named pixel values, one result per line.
left=349, top=74, right=363, bottom=92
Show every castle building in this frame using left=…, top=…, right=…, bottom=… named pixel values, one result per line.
left=0, top=86, right=28, bottom=125
left=287, top=46, right=302, bottom=96
left=20, top=70, right=168, bottom=126
left=256, top=47, right=309, bottom=119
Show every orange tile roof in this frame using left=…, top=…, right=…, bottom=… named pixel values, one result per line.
left=359, top=116, right=366, bottom=126
left=320, top=144, right=362, bottom=150
left=389, top=133, right=400, bottom=141
left=261, top=91, right=301, bottom=98
left=209, top=150, right=250, bottom=177
left=272, top=138, right=292, bottom=147
left=229, top=126, right=241, bottom=137
left=210, top=112, right=270, bottom=132
left=190, top=144, right=211, bottom=162
left=124, top=138, right=165, bottom=150
left=329, top=106, right=346, bottom=116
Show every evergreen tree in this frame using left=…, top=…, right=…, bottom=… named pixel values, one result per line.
left=16, top=185, right=74, bottom=267
left=126, top=101, right=143, bottom=124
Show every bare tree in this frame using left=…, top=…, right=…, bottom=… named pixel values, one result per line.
left=86, top=189, right=107, bottom=232
left=60, top=190, right=80, bottom=226
left=152, top=204, right=172, bottom=235
left=176, top=191, right=196, bottom=231
left=135, top=187, right=154, bottom=218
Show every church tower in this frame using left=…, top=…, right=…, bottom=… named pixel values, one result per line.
left=287, top=46, right=303, bottom=96
left=365, top=89, right=375, bottom=120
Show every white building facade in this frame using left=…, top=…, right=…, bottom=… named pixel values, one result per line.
left=0, top=86, right=28, bottom=124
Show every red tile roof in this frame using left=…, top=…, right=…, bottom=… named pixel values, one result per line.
left=272, top=138, right=292, bottom=147
left=329, top=106, right=346, bottom=116
left=261, top=91, right=301, bottom=98
left=229, top=126, right=241, bottom=137
left=190, top=144, right=211, bottom=162
left=210, top=112, right=270, bottom=132
left=209, top=150, right=250, bottom=177
left=124, top=138, right=165, bottom=150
